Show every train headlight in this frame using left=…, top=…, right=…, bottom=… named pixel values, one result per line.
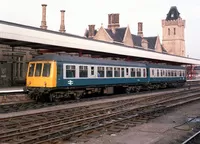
left=44, top=82, right=47, bottom=87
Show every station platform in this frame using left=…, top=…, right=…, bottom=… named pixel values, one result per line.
left=0, top=86, right=24, bottom=94
left=187, top=79, right=200, bottom=82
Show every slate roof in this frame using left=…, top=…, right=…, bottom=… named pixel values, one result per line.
left=105, top=27, right=126, bottom=43
left=132, top=35, right=157, bottom=50
left=84, top=29, right=98, bottom=38
left=166, top=6, right=181, bottom=21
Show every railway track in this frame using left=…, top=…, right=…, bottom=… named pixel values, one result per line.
left=0, top=88, right=200, bottom=144
left=181, top=130, right=200, bottom=144
left=0, top=84, right=197, bottom=114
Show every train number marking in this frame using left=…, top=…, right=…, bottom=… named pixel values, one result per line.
left=68, top=80, right=73, bottom=85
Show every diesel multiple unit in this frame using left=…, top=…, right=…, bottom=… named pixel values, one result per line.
left=25, top=53, right=186, bottom=102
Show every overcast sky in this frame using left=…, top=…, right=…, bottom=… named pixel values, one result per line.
left=0, top=0, right=200, bottom=59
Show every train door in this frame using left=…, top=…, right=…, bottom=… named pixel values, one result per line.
left=90, top=66, right=97, bottom=78
left=125, top=67, right=130, bottom=78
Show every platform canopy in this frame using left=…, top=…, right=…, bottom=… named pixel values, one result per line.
left=0, top=20, right=199, bottom=65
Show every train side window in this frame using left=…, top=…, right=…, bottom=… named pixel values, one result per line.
left=131, top=68, right=136, bottom=77
left=168, top=70, right=171, bottom=76
left=143, top=68, right=146, bottom=77
left=106, top=67, right=113, bottom=77
left=43, top=63, right=51, bottom=77
left=121, top=68, right=125, bottom=77
left=160, top=70, right=163, bottom=77
left=114, top=67, right=120, bottom=77
left=35, top=63, right=42, bottom=77
left=91, top=66, right=94, bottom=75
left=152, top=69, right=154, bottom=77
left=66, top=65, right=76, bottom=78
left=79, top=66, right=88, bottom=77
left=157, top=69, right=159, bottom=77
left=28, top=63, right=35, bottom=77
left=97, top=67, right=104, bottom=77
left=137, top=68, right=141, bottom=77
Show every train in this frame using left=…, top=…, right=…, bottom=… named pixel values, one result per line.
left=24, top=53, right=186, bottom=102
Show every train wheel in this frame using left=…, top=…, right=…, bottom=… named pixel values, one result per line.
left=49, top=93, right=54, bottom=102
left=125, top=87, right=131, bottom=94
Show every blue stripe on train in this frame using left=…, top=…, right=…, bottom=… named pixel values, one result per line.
left=56, top=77, right=186, bottom=87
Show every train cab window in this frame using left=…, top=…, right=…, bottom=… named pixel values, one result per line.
left=66, top=65, right=76, bottom=78
left=79, top=66, right=88, bottom=77
left=114, top=68, right=120, bottom=77
left=28, top=63, right=35, bottom=77
left=43, top=63, right=51, bottom=77
left=91, top=66, right=94, bottom=75
left=35, top=63, right=42, bottom=77
left=143, top=69, right=146, bottom=77
left=97, top=67, right=104, bottom=77
left=137, top=68, right=141, bottom=77
left=121, top=68, right=125, bottom=77
left=106, top=67, right=113, bottom=77
left=131, top=68, right=136, bottom=77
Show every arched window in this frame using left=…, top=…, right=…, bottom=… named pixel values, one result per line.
left=168, top=28, right=170, bottom=35
left=174, top=28, right=176, bottom=35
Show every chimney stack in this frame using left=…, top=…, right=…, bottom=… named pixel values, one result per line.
left=88, top=25, right=95, bottom=38
left=40, top=4, right=47, bottom=29
left=59, top=10, right=66, bottom=33
left=108, top=13, right=120, bottom=30
left=137, top=22, right=143, bottom=37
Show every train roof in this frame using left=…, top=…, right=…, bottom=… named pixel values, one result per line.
left=146, top=63, right=185, bottom=69
left=31, top=54, right=146, bottom=67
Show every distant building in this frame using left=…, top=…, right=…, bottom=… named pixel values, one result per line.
left=84, top=6, right=185, bottom=57
left=162, top=6, right=185, bottom=56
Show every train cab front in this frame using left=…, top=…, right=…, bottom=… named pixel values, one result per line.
left=25, top=61, right=57, bottom=101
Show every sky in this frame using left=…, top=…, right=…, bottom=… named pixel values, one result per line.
left=0, top=0, right=200, bottom=58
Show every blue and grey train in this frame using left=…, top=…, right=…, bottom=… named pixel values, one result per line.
left=25, top=53, right=186, bottom=101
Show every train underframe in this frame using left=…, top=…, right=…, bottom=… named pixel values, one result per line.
left=25, top=81, right=186, bottom=102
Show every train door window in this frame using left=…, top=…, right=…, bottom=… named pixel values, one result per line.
left=131, top=68, right=136, bottom=77
left=126, top=68, right=129, bottom=76
left=91, top=66, right=94, bottom=75
left=28, top=63, right=35, bottom=77
left=121, top=68, right=125, bottom=77
left=79, top=66, right=88, bottom=77
left=97, top=67, right=104, bottom=77
left=157, top=69, right=159, bottom=77
left=137, top=68, right=141, bottom=77
left=106, top=67, right=113, bottom=77
left=114, top=67, right=120, bottom=77
left=43, top=63, right=51, bottom=77
left=66, top=65, right=76, bottom=78
left=35, top=63, right=42, bottom=77
left=143, top=68, right=146, bottom=77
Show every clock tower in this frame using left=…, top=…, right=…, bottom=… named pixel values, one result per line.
left=162, top=6, right=185, bottom=56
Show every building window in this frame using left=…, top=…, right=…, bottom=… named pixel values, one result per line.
left=168, top=28, right=170, bottom=35
left=174, top=28, right=176, bottom=35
